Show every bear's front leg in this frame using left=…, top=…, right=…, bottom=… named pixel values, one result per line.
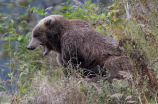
left=56, top=53, right=63, bottom=66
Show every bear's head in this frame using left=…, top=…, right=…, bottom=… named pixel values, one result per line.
left=27, top=15, right=64, bottom=55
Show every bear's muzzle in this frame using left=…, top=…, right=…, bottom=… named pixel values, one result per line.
left=27, top=45, right=36, bottom=50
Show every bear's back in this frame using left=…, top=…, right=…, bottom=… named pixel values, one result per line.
left=61, top=19, right=122, bottom=68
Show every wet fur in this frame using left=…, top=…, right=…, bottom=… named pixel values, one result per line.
left=31, top=15, right=132, bottom=78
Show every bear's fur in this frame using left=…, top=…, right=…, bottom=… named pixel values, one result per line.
left=27, top=15, right=132, bottom=78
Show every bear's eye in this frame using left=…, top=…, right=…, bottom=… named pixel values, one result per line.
left=34, top=34, right=39, bottom=37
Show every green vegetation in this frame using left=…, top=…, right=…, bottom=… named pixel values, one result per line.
left=0, top=0, right=158, bottom=103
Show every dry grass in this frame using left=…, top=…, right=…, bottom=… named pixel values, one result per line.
left=32, top=77, right=87, bottom=104
left=0, top=92, right=11, bottom=104
left=11, top=71, right=89, bottom=104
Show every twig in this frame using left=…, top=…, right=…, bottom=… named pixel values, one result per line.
left=123, top=0, right=130, bottom=21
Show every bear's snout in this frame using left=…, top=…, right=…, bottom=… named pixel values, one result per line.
left=27, top=37, right=42, bottom=50
left=27, top=45, right=36, bottom=50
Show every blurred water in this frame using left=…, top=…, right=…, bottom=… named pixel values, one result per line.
left=0, top=0, right=109, bottom=92
left=0, top=0, right=66, bottom=92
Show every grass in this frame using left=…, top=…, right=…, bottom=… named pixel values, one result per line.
left=0, top=0, right=158, bottom=104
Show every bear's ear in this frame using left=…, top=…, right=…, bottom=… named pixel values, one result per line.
left=44, top=17, right=55, bottom=27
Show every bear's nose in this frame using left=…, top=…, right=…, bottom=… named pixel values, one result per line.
left=27, top=46, right=35, bottom=50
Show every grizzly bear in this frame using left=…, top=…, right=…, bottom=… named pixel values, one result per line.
left=27, top=15, right=132, bottom=79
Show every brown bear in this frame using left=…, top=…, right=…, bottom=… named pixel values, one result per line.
left=27, top=15, right=132, bottom=79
